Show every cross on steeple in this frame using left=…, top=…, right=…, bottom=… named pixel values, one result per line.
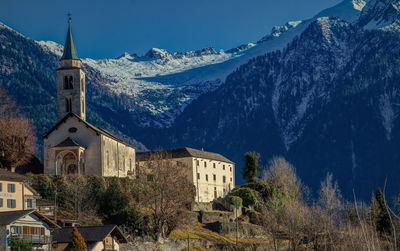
left=67, top=12, right=72, bottom=24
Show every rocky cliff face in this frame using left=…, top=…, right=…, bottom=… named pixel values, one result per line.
left=140, top=12, right=400, bottom=199
left=2, top=0, right=400, bottom=199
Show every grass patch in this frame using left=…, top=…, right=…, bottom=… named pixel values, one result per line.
left=169, top=224, right=270, bottom=247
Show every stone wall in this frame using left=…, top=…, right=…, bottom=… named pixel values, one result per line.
left=201, top=210, right=237, bottom=224
left=121, top=237, right=270, bottom=251
left=191, top=202, right=212, bottom=211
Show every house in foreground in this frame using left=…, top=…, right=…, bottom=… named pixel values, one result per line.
left=0, top=169, right=39, bottom=212
left=136, top=147, right=235, bottom=203
left=52, top=225, right=127, bottom=251
left=0, top=210, right=59, bottom=251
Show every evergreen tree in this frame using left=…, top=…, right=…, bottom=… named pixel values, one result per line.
left=243, top=152, right=261, bottom=183
left=373, top=188, right=391, bottom=235
left=66, top=227, right=87, bottom=251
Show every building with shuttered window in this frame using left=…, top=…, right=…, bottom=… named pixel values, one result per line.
left=0, top=210, right=59, bottom=251
left=0, top=169, right=39, bottom=212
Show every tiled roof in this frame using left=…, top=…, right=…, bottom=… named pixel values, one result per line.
left=0, top=210, right=34, bottom=225
left=54, top=137, right=82, bottom=148
left=52, top=225, right=127, bottom=243
left=136, top=147, right=234, bottom=164
left=0, top=210, right=59, bottom=228
left=0, top=168, right=30, bottom=182
left=42, top=113, right=135, bottom=149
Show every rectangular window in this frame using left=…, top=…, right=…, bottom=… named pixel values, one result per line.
left=223, top=176, right=226, bottom=183
left=223, top=165, right=225, bottom=170
left=213, top=163, right=216, bottom=168
left=196, top=160, right=199, bottom=166
left=8, top=184, right=15, bottom=193
left=27, top=199, right=33, bottom=209
left=197, top=173, right=200, bottom=180
left=214, top=187, right=217, bottom=199
left=205, top=174, right=208, bottom=181
left=230, top=177, right=233, bottom=182
left=213, top=174, right=216, bottom=181
left=7, top=199, right=16, bottom=208
left=0, top=182, right=2, bottom=191
left=0, top=198, right=3, bottom=207
left=230, top=166, right=232, bottom=172
left=204, top=162, right=207, bottom=168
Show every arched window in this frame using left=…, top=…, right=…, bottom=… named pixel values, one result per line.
left=82, top=99, right=85, bottom=114
left=66, top=98, right=72, bottom=113
left=64, top=76, right=68, bottom=89
left=65, top=98, right=69, bottom=112
left=81, top=79, right=84, bottom=92
left=129, top=159, right=132, bottom=172
left=68, top=76, right=73, bottom=89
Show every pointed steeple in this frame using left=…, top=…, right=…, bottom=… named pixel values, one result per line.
left=61, top=18, right=79, bottom=60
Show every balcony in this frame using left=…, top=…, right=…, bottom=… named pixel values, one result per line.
left=11, top=234, right=52, bottom=244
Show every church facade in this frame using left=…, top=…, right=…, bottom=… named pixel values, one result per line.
left=43, top=22, right=135, bottom=177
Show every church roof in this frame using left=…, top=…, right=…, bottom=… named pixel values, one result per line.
left=61, top=24, right=79, bottom=60
left=136, top=147, right=234, bottom=164
left=42, top=113, right=135, bottom=149
left=54, top=137, right=82, bottom=148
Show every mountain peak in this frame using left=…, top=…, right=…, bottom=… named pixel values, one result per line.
left=357, top=0, right=400, bottom=29
left=184, top=47, right=218, bottom=57
left=145, top=48, right=172, bottom=60
left=257, top=20, right=303, bottom=43
left=352, top=0, right=367, bottom=11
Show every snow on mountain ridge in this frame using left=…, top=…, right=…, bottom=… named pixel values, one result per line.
left=358, top=0, right=400, bottom=30
left=34, top=0, right=368, bottom=128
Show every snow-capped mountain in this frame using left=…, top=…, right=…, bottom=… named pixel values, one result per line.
left=3, top=0, right=400, bottom=199
left=35, top=0, right=366, bottom=128
left=147, top=8, right=400, bottom=199
left=358, top=0, right=400, bottom=30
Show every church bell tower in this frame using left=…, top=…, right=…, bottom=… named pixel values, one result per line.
left=57, top=18, right=86, bottom=121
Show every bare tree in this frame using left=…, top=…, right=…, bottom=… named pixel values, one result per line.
left=55, top=175, right=97, bottom=223
left=136, top=151, right=195, bottom=239
left=259, top=157, right=308, bottom=251
left=0, top=84, right=36, bottom=171
left=262, top=157, right=303, bottom=202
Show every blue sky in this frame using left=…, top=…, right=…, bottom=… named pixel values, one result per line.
left=0, top=0, right=341, bottom=59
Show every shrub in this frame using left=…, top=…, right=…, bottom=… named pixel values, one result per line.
left=37, top=175, right=55, bottom=200
left=122, top=208, right=143, bottom=233
left=226, top=195, right=243, bottom=209
left=11, top=238, right=34, bottom=251
left=98, top=182, right=129, bottom=221
left=230, top=188, right=257, bottom=208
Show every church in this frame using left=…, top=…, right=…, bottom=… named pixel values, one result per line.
left=43, top=21, right=136, bottom=177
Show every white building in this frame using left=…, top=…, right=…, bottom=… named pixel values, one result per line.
left=0, top=210, right=59, bottom=251
left=136, top=147, right=235, bottom=203
left=43, top=21, right=135, bottom=177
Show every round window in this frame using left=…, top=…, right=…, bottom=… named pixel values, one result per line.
left=68, top=127, right=78, bottom=133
